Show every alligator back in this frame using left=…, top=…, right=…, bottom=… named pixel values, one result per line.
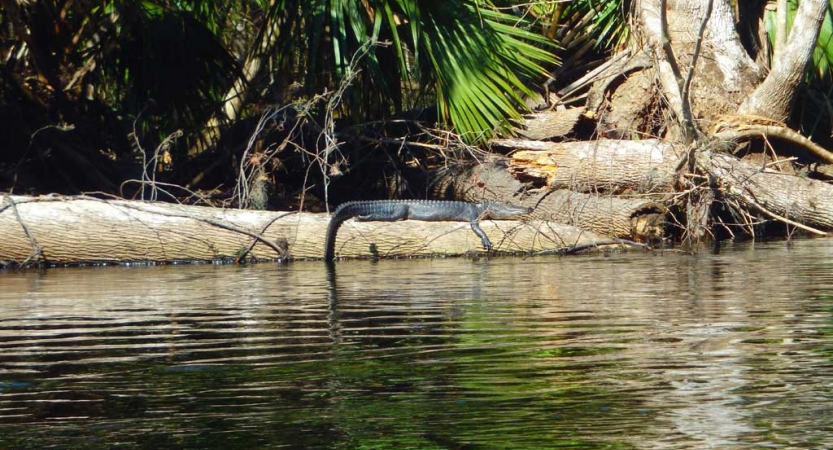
left=323, top=199, right=530, bottom=260
left=324, top=200, right=478, bottom=260
left=334, top=200, right=478, bottom=221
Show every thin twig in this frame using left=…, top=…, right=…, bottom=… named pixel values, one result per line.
left=659, top=0, right=700, bottom=142
left=119, top=180, right=214, bottom=206
left=116, top=203, right=294, bottom=260
left=4, top=196, right=43, bottom=265
left=659, top=0, right=683, bottom=85
left=236, top=212, right=298, bottom=262
left=236, top=104, right=298, bottom=209
left=744, top=197, right=827, bottom=236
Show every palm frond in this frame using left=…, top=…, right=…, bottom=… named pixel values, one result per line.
left=406, top=1, right=557, bottom=142
left=521, top=0, right=629, bottom=52
left=297, top=0, right=556, bottom=142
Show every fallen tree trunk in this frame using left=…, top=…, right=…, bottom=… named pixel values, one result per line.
left=328, top=217, right=613, bottom=259
left=433, top=161, right=668, bottom=240
left=495, top=138, right=682, bottom=194
left=0, top=194, right=613, bottom=266
left=697, top=152, right=833, bottom=235
left=491, top=138, right=833, bottom=241
left=531, top=189, right=668, bottom=241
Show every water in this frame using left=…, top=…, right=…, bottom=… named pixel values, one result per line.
left=1, top=240, right=832, bottom=449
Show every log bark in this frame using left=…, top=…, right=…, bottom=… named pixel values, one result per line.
left=530, top=189, right=667, bottom=241
left=515, top=108, right=584, bottom=140
left=631, top=0, right=763, bottom=139
left=697, top=152, right=833, bottom=234
left=433, top=161, right=667, bottom=240
left=739, top=0, right=828, bottom=120
left=496, top=138, right=682, bottom=194
left=0, top=195, right=611, bottom=266
left=329, top=218, right=612, bottom=260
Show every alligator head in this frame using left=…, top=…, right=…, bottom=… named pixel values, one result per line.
left=480, top=201, right=533, bottom=219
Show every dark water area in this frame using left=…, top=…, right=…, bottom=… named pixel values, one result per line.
left=1, top=241, right=833, bottom=449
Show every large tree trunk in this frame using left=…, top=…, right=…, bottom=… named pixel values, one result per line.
left=0, top=195, right=610, bottom=266
left=633, top=0, right=763, bottom=131
left=739, top=0, right=828, bottom=120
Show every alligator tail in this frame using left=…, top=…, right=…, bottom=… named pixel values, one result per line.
left=323, top=204, right=354, bottom=260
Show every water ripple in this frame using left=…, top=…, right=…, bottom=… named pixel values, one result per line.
left=1, top=241, right=833, bottom=448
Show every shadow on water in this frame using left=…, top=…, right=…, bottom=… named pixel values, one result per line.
left=1, top=240, right=833, bottom=449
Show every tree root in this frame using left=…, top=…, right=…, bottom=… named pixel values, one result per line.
left=711, top=115, right=833, bottom=164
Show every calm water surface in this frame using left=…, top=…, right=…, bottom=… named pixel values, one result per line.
left=1, top=241, right=833, bottom=449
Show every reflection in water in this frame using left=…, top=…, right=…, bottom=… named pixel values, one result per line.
left=1, top=240, right=833, bottom=449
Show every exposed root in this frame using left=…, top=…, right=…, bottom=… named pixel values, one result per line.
left=710, top=115, right=833, bottom=164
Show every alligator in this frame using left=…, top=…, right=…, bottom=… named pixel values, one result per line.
left=324, top=200, right=533, bottom=261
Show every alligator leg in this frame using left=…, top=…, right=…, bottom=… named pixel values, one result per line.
left=470, top=221, right=493, bottom=250
left=355, top=204, right=409, bottom=222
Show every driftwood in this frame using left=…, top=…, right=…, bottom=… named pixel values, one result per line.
left=0, top=194, right=614, bottom=266
left=5, top=136, right=829, bottom=266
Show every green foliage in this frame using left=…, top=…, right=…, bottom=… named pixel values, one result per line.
left=558, top=0, right=630, bottom=51
left=2, top=0, right=558, bottom=193
left=274, top=0, right=558, bottom=142
left=408, top=2, right=556, bottom=141
left=113, top=3, right=239, bottom=134
left=11, top=0, right=558, bottom=145
left=518, top=0, right=629, bottom=52
left=8, top=0, right=245, bottom=150
left=508, top=0, right=627, bottom=91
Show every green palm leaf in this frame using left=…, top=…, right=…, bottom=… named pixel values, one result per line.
left=408, top=1, right=557, bottom=141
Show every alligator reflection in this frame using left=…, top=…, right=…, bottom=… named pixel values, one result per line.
left=1, top=243, right=833, bottom=449
left=325, top=261, right=341, bottom=345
